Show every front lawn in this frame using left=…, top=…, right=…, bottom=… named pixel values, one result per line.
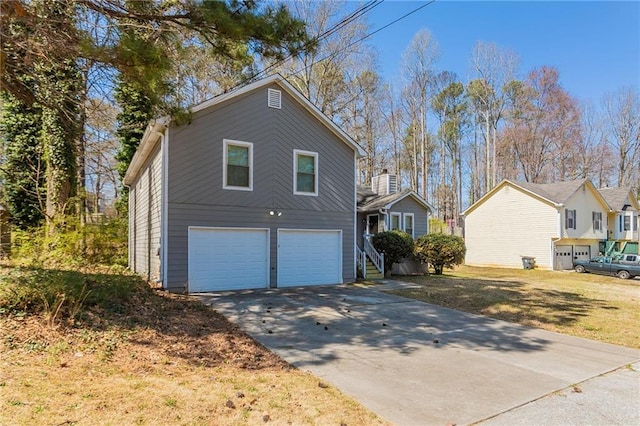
left=389, top=266, right=639, bottom=349
left=0, top=264, right=387, bottom=425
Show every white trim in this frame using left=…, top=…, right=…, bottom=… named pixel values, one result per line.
left=353, top=154, right=358, bottom=280
left=187, top=226, right=270, bottom=293
left=267, top=88, right=282, bottom=109
left=128, top=186, right=135, bottom=269
left=161, top=127, right=169, bottom=288
left=403, top=213, right=415, bottom=238
left=390, top=212, right=401, bottom=230
left=124, top=118, right=169, bottom=185
left=223, top=139, right=253, bottom=191
left=293, top=149, right=318, bottom=196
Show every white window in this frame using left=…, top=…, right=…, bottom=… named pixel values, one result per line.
left=592, top=212, right=602, bottom=231
left=623, top=215, right=631, bottom=231
left=293, top=149, right=318, bottom=196
left=565, top=209, right=576, bottom=230
left=403, top=213, right=414, bottom=237
left=390, top=213, right=401, bottom=230
left=223, top=139, right=253, bottom=191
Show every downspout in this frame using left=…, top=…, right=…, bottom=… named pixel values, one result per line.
left=379, top=208, right=389, bottom=231
left=148, top=128, right=166, bottom=287
left=551, top=204, right=564, bottom=270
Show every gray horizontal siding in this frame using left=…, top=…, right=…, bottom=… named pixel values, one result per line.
left=168, top=84, right=354, bottom=212
left=168, top=89, right=275, bottom=207
left=165, top=83, right=357, bottom=290
left=129, top=143, right=162, bottom=281
left=272, top=90, right=354, bottom=212
left=388, top=196, right=429, bottom=238
left=167, top=203, right=354, bottom=291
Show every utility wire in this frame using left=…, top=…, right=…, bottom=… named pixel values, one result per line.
left=284, top=0, right=437, bottom=80
left=203, top=0, right=434, bottom=100
left=249, top=0, right=383, bottom=83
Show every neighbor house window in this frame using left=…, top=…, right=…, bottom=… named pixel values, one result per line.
left=294, top=149, right=318, bottom=195
left=623, top=215, right=631, bottom=231
left=390, top=213, right=401, bottom=231
left=565, top=209, right=576, bottom=230
left=403, top=213, right=414, bottom=237
left=592, top=212, right=602, bottom=231
left=223, top=140, right=253, bottom=190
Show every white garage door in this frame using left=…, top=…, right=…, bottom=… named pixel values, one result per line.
left=555, top=245, right=573, bottom=270
left=188, top=227, right=269, bottom=292
left=278, top=229, right=342, bottom=287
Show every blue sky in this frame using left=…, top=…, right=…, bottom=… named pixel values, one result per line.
left=366, top=0, right=639, bottom=104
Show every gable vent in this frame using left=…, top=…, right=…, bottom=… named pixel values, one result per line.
left=268, top=88, right=282, bottom=109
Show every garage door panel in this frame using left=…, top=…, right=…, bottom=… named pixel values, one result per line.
left=574, top=245, right=591, bottom=262
left=555, top=245, right=573, bottom=270
left=189, top=228, right=269, bottom=292
left=278, top=230, right=342, bottom=287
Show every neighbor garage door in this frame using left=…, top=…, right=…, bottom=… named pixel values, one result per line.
left=555, top=245, right=573, bottom=270
left=574, top=245, right=591, bottom=263
left=188, top=227, right=269, bottom=292
left=277, top=229, right=342, bottom=287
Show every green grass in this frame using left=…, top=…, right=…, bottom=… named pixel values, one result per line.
left=389, top=265, right=640, bottom=349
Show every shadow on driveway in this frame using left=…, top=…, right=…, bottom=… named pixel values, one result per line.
left=195, top=282, right=640, bottom=425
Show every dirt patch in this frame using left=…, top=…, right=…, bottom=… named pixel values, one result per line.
left=1, top=278, right=387, bottom=425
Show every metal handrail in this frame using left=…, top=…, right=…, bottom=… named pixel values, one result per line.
left=363, top=235, right=384, bottom=276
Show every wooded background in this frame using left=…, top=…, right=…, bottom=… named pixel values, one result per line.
left=1, top=0, right=638, bottom=233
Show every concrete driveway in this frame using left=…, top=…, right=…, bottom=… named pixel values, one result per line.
left=196, top=281, right=640, bottom=425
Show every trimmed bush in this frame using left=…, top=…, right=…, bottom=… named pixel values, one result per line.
left=371, top=230, right=414, bottom=275
left=414, top=233, right=466, bottom=275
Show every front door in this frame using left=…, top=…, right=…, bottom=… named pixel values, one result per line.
left=367, top=214, right=380, bottom=235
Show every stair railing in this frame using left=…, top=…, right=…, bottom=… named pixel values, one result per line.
left=363, top=234, right=384, bottom=277
left=355, top=245, right=366, bottom=278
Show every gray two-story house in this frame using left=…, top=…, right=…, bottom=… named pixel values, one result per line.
left=124, top=75, right=366, bottom=292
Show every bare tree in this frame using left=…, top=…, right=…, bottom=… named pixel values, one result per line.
left=602, top=87, right=640, bottom=188
left=469, top=41, right=519, bottom=190
left=401, top=29, right=439, bottom=201
left=502, top=67, right=581, bottom=183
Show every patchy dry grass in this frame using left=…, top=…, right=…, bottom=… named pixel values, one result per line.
left=0, top=264, right=387, bottom=425
left=389, top=266, right=640, bottom=349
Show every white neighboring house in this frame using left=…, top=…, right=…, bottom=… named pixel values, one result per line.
left=462, top=179, right=610, bottom=270
left=598, top=187, right=640, bottom=255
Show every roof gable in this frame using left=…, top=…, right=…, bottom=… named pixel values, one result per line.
left=598, top=187, right=639, bottom=211
left=190, top=75, right=365, bottom=158
left=463, top=178, right=609, bottom=216
left=357, top=186, right=433, bottom=213
left=513, top=179, right=590, bottom=204
left=124, top=74, right=365, bottom=185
